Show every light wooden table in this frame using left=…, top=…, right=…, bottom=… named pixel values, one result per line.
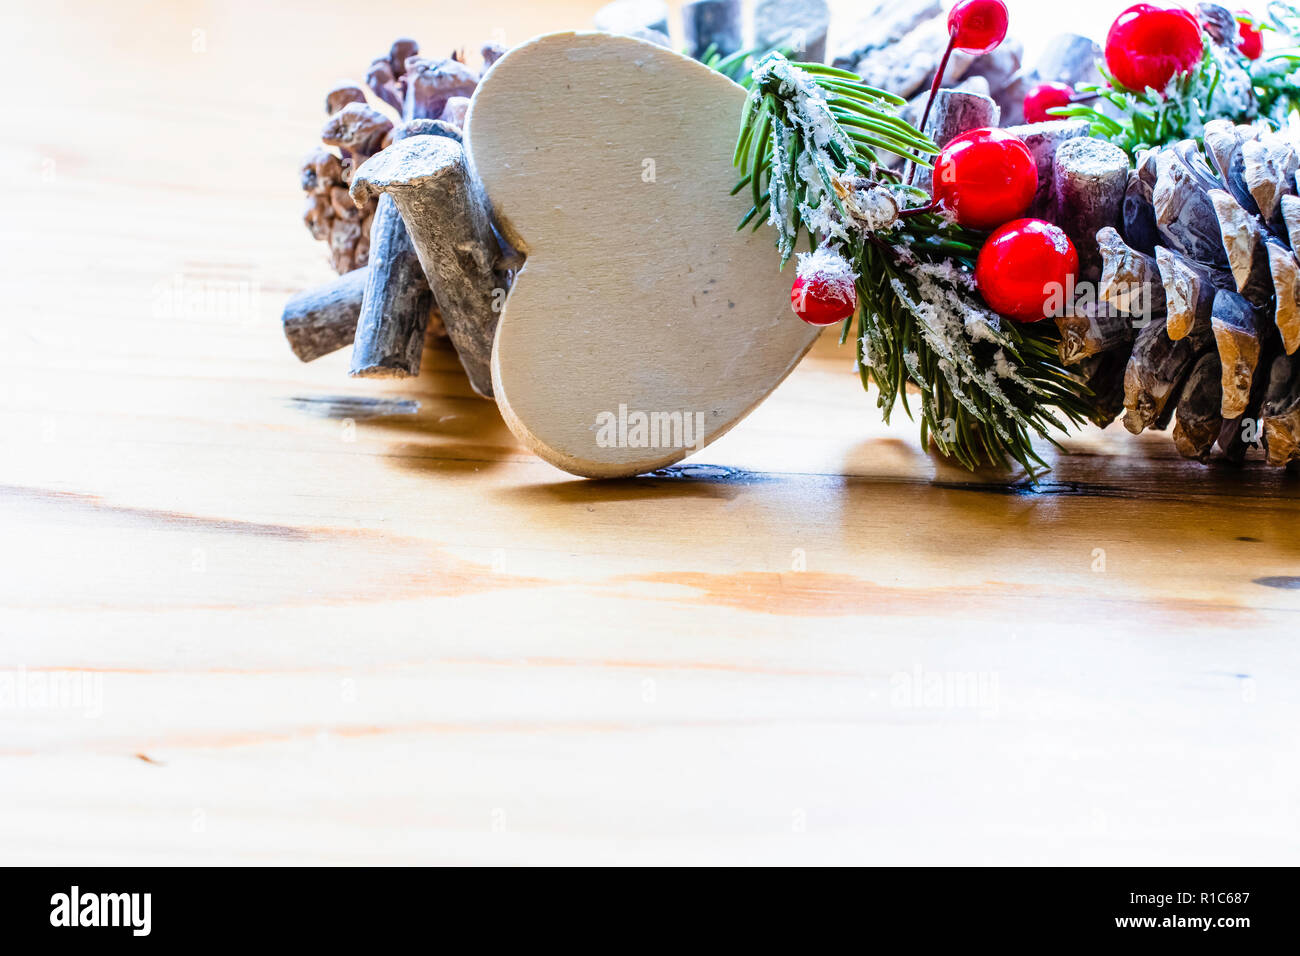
left=2, top=0, right=1297, bottom=866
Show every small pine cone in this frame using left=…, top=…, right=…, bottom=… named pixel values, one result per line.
left=300, top=148, right=372, bottom=272
left=298, top=37, right=496, bottom=274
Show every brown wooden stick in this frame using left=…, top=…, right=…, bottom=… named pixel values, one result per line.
left=1001, top=120, right=1089, bottom=220
left=282, top=268, right=368, bottom=362
left=349, top=195, right=435, bottom=378
left=348, top=123, right=460, bottom=379
left=1211, top=288, right=1265, bottom=419
left=351, top=135, right=504, bottom=398
left=909, top=88, right=999, bottom=193
left=682, top=0, right=743, bottom=61
left=1053, top=137, right=1129, bottom=281
left=1172, top=351, right=1222, bottom=462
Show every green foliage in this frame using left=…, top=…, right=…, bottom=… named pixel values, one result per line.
left=733, top=54, right=1092, bottom=474
left=1052, top=42, right=1245, bottom=158
left=1255, top=51, right=1300, bottom=121
left=1255, top=2, right=1300, bottom=121
left=700, top=43, right=792, bottom=84
left=1055, top=6, right=1300, bottom=155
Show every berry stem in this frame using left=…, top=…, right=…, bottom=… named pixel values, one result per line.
left=918, top=38, right=956, bottom=140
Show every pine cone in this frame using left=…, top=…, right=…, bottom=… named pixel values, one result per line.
left=298, top=38, right=490, bottom=274
left=1065, top=122, right=1300, bottom=467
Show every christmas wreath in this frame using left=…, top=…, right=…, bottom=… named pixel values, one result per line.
left=281, top=1, right=1300, bottom=478
left=737, top=1, right=1300, bottom=473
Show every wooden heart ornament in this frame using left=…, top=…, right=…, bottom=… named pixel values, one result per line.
left=465, top=32, right=819, bottom=478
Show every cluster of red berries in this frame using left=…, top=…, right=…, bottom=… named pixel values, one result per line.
left=1023, top=4, right=1265, bottom=124
left=791, top=1, right=1267, bottom=328
left=791, top=0, right=1016, bottom=327
left=934, top=127, right=1078, bottom=322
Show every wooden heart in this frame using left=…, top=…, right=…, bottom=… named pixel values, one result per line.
left=465, top=32, right=819, bottom=478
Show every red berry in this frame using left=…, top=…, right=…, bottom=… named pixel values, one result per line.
left=1023, top=82, right=1074, bottom=124
left=947, top=0, right=1009, bottom=55
left=1104, top=3, right=1204, bottom=93
left=791, top=249, right=857, bottom=326
left=1236, top=11, right=1264, bottom=60
left=932, top=128, right=1037, bottom=230
left=975, top=219, right=1079, bottom=323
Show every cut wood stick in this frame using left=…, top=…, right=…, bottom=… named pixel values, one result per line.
left=1002, top=120, right=1089, bottom=220
left=1034, top=32, right=1103, bottom=87
left=351, top=134, right=504, bottom=398
left=1055, top=302, right=1134, bottom=366
left=754, top=0, right=830, bottom=64
left=1097, top=226, right=1165, bottom=316
left=909, top=88, right=999, bottom=192
left=350, top=194, right=435, bottom=378
left=830, top=0, right=942, bottom=72
left=1053, top=137, right=1129, bottom=281
left=1155, top=246, right=1222, bottom=341
left=1262, top=351, right=1300, bottom=466
left=1210, top=188, right=1274, bottom=308
left=1122, top=312, right=1198, bottom=434
left=682, top=0, right=742, bottom=60
left=1172, top=350, right=1222, bottom=462
left=1211, top=288, right=1265, bottom=419
left=282, top=267, right=368, bottom=362
left=349, top=122, right=458, bottom=379
left=1266, top=243, right=1300, bottom=356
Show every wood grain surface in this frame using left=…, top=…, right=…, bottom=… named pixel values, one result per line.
left=1, top=0, right=1297, bottom=866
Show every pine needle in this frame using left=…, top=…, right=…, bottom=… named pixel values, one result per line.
left=733, top=53, right=1092, bottom=473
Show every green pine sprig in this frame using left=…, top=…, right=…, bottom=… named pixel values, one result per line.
left=733, top=54, right=1093, bottom=474
left=1051, top=41, right=1243, bottom=158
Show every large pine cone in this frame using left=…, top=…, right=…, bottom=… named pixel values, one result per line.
left=1066, top=122, right=1299, bottom=467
